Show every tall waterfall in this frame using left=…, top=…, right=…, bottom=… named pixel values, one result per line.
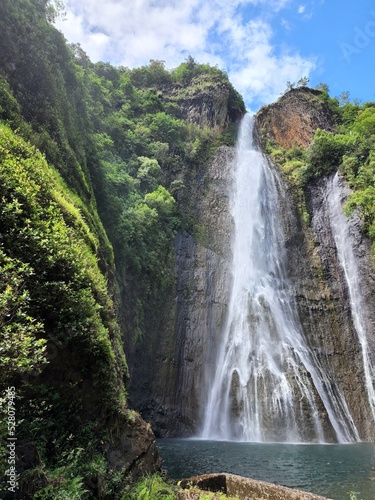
left=325, top=173, right=375, bottom=422
left=200, top=114, right=359, bottom=443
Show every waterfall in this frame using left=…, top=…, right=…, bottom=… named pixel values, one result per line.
left=325, top=172, right=375, bottom=423
left=200, top=114, right=359, bottom=443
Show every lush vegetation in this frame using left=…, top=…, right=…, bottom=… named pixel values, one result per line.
left=0, top=123, right=130, bottom=498
left=77, top=54, right=244, bottom=342
left=0, top=0, right=244, bottom=497
left=1, top=2, right=373, bottom=498
left=262, top=87, right=375, bottom=258
left=127, top=474, right=175, bottom=500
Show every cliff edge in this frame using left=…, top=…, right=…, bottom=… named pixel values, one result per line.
left=256, top=87, right=336, bottom=148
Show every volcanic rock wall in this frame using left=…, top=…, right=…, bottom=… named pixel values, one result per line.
left=128, top=145, right=234, bottom=436
left=256, top=87, right=336, bottom=148
left=130, top=87, right=375, bottom=440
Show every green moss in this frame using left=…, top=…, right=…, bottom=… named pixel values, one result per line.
left=0, top=124, right=128, bottom=497
left=264, top=140, right=310, bottom=224
left=194, top=224, right=210, bottom=246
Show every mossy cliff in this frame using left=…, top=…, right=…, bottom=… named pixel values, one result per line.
left=0, top=0, right=245, bottom=497
left=123, top=72, right=243, bottom=435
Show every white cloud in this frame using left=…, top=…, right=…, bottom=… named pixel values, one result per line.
left=55, top=0, right=316, bottom=108
left=297, top=2, right=315, bottom=20
left=281, top=18, right=292, bottom=30
left=220, top=18, right=316, bottom=109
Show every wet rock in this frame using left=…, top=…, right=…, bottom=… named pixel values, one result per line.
left=105, top=412, right=161, bottom=482
left=306, top=173, right=375, bottom=440
left=127, top=146, right=235, bottom=436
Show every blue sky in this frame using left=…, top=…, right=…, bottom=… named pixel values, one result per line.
left=55, top=0, right=375, bottom=111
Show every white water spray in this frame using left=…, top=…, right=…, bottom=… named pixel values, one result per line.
left=326, top=172, right=375, bottom=422
left=200, top=115, right=359, bottom=443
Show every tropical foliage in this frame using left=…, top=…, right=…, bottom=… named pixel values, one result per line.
left=0, top=0, right=244, bottom=497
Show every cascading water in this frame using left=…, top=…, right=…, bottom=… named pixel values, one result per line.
left=200, top=114, right=359, bottom=443
left=325, top=172, right=375, bottom=422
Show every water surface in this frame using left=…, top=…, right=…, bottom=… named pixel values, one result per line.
left=158, top=439, right=375, bottom=499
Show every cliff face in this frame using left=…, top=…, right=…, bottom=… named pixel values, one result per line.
left=256, top=87, right=336, bottom=148
left=276, top=171, right=375, bottom=440
left=172, top=145, right=235, bottom=434
left=170, top=83, right=242, bottom=131
left=120, top=68, right=244, bottom=436
left=128, top=87, right=375, bottom=441
left=128, top=145, right=235, bottom=435
left=255, top=88, right=375, bottom=439
left=306, top=174, right=375, bottom=438
left=160, top=72, right=244, bottom=131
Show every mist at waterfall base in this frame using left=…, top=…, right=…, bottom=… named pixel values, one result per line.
left=157, top=439, right=375, bottom=500
left=158, top=116, right=375, bottom=498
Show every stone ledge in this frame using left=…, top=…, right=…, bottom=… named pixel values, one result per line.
left=178, top=473, right=329, bottom=499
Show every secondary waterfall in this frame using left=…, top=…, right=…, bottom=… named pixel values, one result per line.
left=200, top=114, right=359, bottom=443
left=325, top=173, right=375, bottom=422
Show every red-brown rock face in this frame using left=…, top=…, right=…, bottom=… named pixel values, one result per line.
left=256, top=87, right=336, bottom=149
